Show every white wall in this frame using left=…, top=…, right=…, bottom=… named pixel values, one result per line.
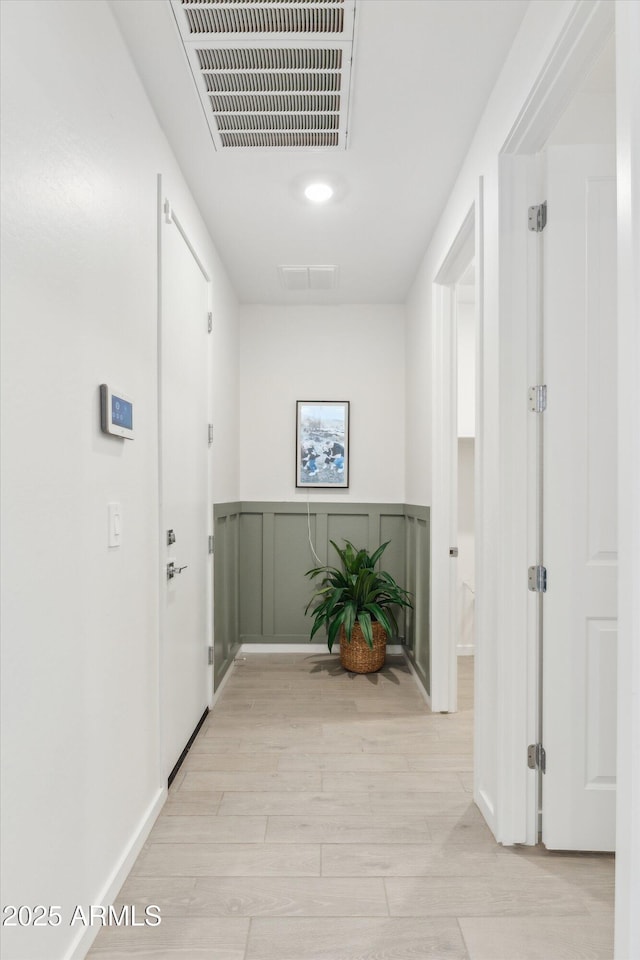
left=547, top=35, right=616, bottom=147
left=238, top=304, right=406, bottom=503
left=210, top=253, right=241, bottom=505
left=457, top=299, right=476, bottom=439
left=405, top=269, right=433, bottom=505
left=547, top=90, right=616, bottom=145
left=0, top=3, right=238, bottom=959
left=457, top=439, right=475, bottom=655
left=457, top=294, right=475, bottom=654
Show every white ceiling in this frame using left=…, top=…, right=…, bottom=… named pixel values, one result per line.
left=112, top=0, right=530, bottom=305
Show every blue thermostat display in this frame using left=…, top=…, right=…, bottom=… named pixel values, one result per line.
left=111, top=395, right=133, bottom=430
left=100, top=384, right=134, bottom=440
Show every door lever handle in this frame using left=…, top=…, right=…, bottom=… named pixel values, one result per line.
left=167, top=562, right=189, bottom=580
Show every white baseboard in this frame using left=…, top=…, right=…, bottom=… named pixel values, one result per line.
left=210, top=653, right=239, bottom=707
left=239, top=643, right=330, bottom=653
left=457, top=644, right=476, bottom=657
left=477, top=786, right=496, bottom=835
left=239, top=643, right=404, bottom=655
left=66, top=786, right=166, bottom=960
left=401, top=650, right=432, bottom=708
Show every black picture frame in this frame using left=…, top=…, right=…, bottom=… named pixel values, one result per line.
left=296, top=401, right=349, bottom=488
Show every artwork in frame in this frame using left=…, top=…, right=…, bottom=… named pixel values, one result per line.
left=296, top=401, right=350, bottom=488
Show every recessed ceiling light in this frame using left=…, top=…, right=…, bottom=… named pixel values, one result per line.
left=304, top=182, right=333, bottom=203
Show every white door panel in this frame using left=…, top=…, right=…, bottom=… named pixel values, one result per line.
left=542, top=145, right=617, bottom=850
left=160, top=208, right=209, bottom=779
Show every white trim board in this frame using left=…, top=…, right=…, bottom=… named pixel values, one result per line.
left=402, top=650, right=433, bottom=710
left=614, top=3, right=640, bottom=956
left=239, top=643, right=404, bottom=655
left=211, top=652, right=238, bottom=707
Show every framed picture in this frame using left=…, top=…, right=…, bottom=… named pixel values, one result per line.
left=296, top=401, right=349, bottom=488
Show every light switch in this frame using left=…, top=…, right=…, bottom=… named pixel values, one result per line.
left=108, top=502, right=122, bottom=548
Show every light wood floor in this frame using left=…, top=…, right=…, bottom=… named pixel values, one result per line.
left=88, top=653, right=614, bottom=960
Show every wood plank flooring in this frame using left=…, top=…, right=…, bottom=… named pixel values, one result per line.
left=87, top=654, right=614, bottom=959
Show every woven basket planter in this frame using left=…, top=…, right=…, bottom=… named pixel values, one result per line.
left=339, top=620, right=387, bottom=674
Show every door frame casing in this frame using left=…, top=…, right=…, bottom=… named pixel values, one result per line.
left=613, top=3, right=640, bottom=957
left=494, top=151, right=542, bottom=846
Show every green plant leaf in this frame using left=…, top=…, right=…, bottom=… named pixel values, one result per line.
left=309, top=617, right=328, bottom=641
left=358, top=610, right=373, bottom=648
left=343, top=603, right=355, bottom=644
left=363, top=603, right=393, bottom=638
left=327, top=612, right=344, bottom=653
left=369, top=541, right=390, bottom=567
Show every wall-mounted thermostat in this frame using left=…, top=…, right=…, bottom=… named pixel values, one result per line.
left=100, top=384, right=134, bottom=440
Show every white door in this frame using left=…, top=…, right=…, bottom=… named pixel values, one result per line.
left=542, top=145, right=617, bottom=850
left=160, top=202, right=209, bottom=779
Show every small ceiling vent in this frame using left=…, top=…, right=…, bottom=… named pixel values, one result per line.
left=279, top=265, right=339, bottom=290
left=170, top=1, right=356, bottom=151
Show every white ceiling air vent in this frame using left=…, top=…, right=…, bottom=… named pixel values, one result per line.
left=279, top=265, right=339, bottom=290
left=170, top=1, right=356, bottom=150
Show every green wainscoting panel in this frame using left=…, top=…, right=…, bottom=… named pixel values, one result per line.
left=212, top=501, right=430, bottom=696
left=239, top=511, right=263, bottom=638
left=379, top=512, right=407, bottom=636
left=273, top=512, right=316, bottom=636
left=403, top=505, right=431, bottom=695
left=327, top=512, right=370, bottom=557
left=213, top=503, right=242, bottom=689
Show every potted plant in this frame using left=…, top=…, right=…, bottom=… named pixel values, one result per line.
left=305, top=540, right=413, bottom=673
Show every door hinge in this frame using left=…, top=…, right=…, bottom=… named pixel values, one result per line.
left=528, top=201, right=547, bottom=232
left=208, top=645, right=214, bottom=666
left=528, top=384, right=547, bottom=413
left=208, top=534, right=215, bottom=555
left=527, top=742, right=546, bottom=773
left=528, top=564, right=547, bottom=593
left=207, top=311, right=213, bottom=334
left=208, top=424, right=214, bottom=446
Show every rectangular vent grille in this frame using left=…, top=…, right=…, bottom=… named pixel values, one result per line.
left=196, top=47, right=342, bottom=71
left=209, top=93, right=339, bottom=112
left=183, top=4, right=344, bottom=36
left=216, top=113, right=338, bottom=130
left=182, top=0, right=343, bottom=4
left=171, top=0, right=355, bottom=151
left=221, top=131, right=338, bottom=147
left=203, top=72, right=341, bottom=92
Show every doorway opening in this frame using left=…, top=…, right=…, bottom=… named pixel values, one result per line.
left=431, top=203, right=479, bottom=717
